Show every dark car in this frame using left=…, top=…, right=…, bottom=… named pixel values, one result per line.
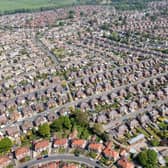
left=43, top=155, right=48, bottom=158
left=37, top=156, right=42, bottom=160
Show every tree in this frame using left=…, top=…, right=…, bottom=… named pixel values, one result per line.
left=73, top=110, right=89, bottom=127
left=50, top=116, right=72, bottom=132
left=63, top=116, right=72, bottom=130
left=38, top=123, right=50, bottom=138
left=92, top=123, right=104, bottom=136
left=50, top=118, right=63, bottom=132
left=137, top=150, right=148, bottom=167
left=0, top=137, right=12, bottom=154
left=137, top=149, right=158, bottom=168
left=147, top=149, right=157, bottom=165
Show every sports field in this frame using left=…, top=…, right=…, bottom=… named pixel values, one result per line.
left=0, top=0, right=76, bottom=12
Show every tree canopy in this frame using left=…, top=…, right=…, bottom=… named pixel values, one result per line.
left=38, top=123, right=50, bottom=138
left=0, top=137, right=12, bottom=154
left=137, top=149, right=158, bottom=168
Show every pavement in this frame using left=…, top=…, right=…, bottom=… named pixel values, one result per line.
left=20, top=154, right=107, bottom=168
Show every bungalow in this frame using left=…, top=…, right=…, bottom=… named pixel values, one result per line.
left=88, top=143, right=104, bottom=153
left=53, top=139, right=68, bottom=148
left=14, top=146, right=30, bottom=160
left=34, top=140, right=50, bottom=153
left=71, top=139, right=87, bottom=149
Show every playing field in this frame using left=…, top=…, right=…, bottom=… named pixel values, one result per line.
left=0, top=0, right=76, bottom=12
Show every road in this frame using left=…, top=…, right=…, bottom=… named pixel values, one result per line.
left=20, top=154, right=107, bottom=168
left=0, top=70, right=168, bottom=133
left=105, top=98, right=168, bottom=131
left=34, top=35, right=60, bottom=64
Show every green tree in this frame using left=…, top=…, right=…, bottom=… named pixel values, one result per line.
left=73, top=110, right=89, bottom=127
left=50, top=118, right=63, bottom=132
left=137, top=149, right=158, bottom=168
left=63, top=116, right=72, bottom=130
left=0, top=137, right=12, bottom=153
left=138, top=150, right=148, bottom=166
left=50, top=116, right=72, bottom=132
left=38, top=123, right=50, bottom=138
left=150, top=139, right=160, bottom=146
left=147, top=149, right=157, bottom=165
left=92, top=123, right=104, bottom=136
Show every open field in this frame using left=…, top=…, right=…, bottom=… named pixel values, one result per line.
left=0, top=0, right=76, bottom=12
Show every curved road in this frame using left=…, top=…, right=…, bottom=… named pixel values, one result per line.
left=20, top=154, right=107, bottom=168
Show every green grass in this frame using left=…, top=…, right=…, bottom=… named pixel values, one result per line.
left=0, top=0, right=76, bottom=13
left=136, top=127, right=150, bottom=139
left=145, top=127, right=160, bottom=141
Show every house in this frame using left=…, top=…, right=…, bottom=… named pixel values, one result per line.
left=96, top=113, right=107, bottom=123
left=106, top=110, right=119, bottom=120
left=148, top=110, right=159, bottom=121
left=21, top=120, right=33, bottom=133
left=6, top=126, right=20, bottom=138
left=34, top=140, right=50, bottom=153
left=116, top=125, right=128, bottom=137
left=117, top=158, right=134, bottom=168
left=79, top=102, right=89, bottom=111
left=39, top=161, right=60, bottom=168
left=71, top=139, right=87, bottom=149
left=53, top=139, right=68, bottom=148
left=0, top=114, right=7, bottom=125
left=88, top=143, right=104, bottom=153
left=22, top=106, right=34, bottom=118
left=14, top=146, right=30, bottom=160
left=129, top=101, right=138, bottom=112
left=62, top=164, right=79, bottom=168
left=0, top=156, right=11, bottom=168
left=103, top=148, right=119, bottom=161
left=137, top=114, right=150, bottom=126
left=47, top=113, right=58, bottom=122
left=34, top=115, right=47, bottom=126
left=47, top=99, right=57, bottom=109
left=127, top=119, right=139, bottom=129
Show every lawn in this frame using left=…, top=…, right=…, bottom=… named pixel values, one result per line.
left=0, top=0, right=76, bottom=13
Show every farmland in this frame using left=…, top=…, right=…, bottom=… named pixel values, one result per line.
left=0, top=0, right=76, bottom=13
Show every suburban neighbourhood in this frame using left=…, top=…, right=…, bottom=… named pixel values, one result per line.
left=0, top=0, right=167, bottom=168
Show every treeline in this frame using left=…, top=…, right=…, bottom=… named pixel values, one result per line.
left=111, top=0, right=163, bottom=11
left=0, top=6, right=56, bottom=16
